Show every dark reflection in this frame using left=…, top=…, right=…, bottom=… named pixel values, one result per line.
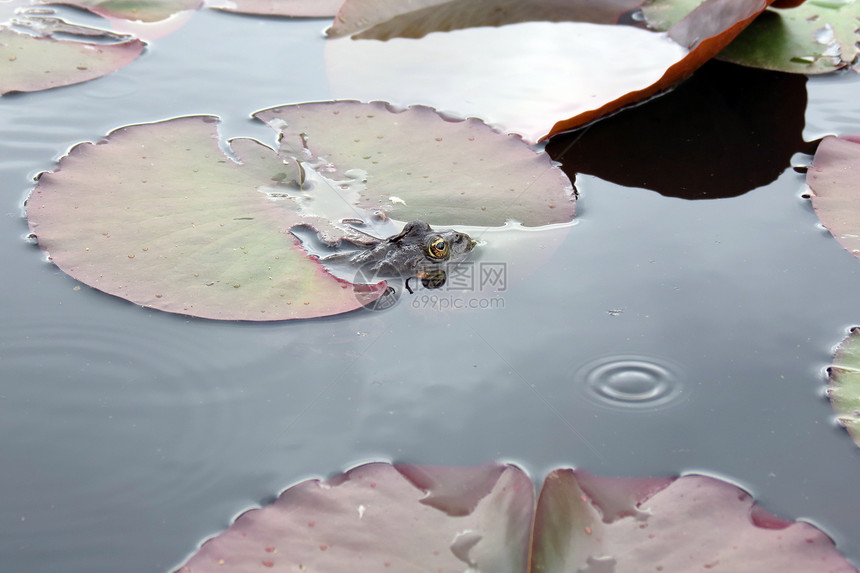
left=546, top=60, right=816, bottom=200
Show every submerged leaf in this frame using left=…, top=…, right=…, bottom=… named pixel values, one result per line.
left=176, top=463, right=857, bottom=572
left=254, top=101, right=575, bottom=227
left=0, top=26, right=144, bottom=95
left=26, top=115, right=386, bottom=321
left=207, top=0, right=343, bottom=17
left=175, top=462, right=534, bottom=572
left=828, top=327, right=860, bottom=449
left=806, top=134, right=860, bottom=260
left=324, top=0, right=779, bottom=141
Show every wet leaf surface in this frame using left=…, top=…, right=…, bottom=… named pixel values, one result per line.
left=324, top=0, right=779, bottom=142
left=26, top=102, right=573, bottom=320
left=0, top=25, right=144, bottom=95
left=646, top=0, right=858, bottom=74
left=806, top=134, right=860, bottom=260
left=176, top=463, right=857, bottom=572
left=175, top=462, right=534, bottom=572
left=829, top=327, right=860, bottom=450
left=254, top=101, right=575, bottom=227
left=547, top=60, right=812, bottom=199
left=207, top=0, right=342, bottom=17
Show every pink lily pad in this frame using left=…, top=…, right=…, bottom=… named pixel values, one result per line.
left=175, top=463, right=857, bottom=572
left=827, top=327, right=860, bottom=450
left=0, top=25, right=144, bottom=95
left=324, top=0, right=781, bottom=142
left=42, top=0, right=201, bottom=22
left=207, top=0, right=343, bottom=17
left=806, top=134, right=860, bottom=261
left=26, top=115, right=386, bottom=321
left=26, top=102, right=573, bottom=320
left=176, top=462, right=535, bottom=572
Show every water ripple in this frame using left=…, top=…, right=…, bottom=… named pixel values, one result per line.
left=574, top=355, right=687, bottom=411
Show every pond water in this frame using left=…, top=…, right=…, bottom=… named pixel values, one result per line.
left=2, top=9, right=860, bottom=572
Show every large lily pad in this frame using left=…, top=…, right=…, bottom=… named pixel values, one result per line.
left=175, top=463, right=857, bottom=572
left=806, top=134, right=860, bottom=260
left=828, top=327, right=860, bottom=449
left=27, top=102, right=574, bottom=320
left=0, top=22, right=144, bottom=95
left=324, top=0, right=781, bottom=142
left=207, top=0, right=343, bottom=17
left=645, top=0, right=859, bottom=74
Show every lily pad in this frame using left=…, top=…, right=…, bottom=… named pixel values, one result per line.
left=175, top=462, right=857, bottom=572
left=254, top=101, right=575, bottom=227
left=645, top=0, right=859, bottom=74
left=324, top=0, right=784, bottom=142
left=806, top=134, right=860, bottom=260
left=0, top=23, right=144, bottom=95
left=42, top=0, right=201, bottom=22
left=175, top=462, right=535, bottom=572
left=26, top=101, right=574, bottom=320
left=828, top=327, right=860, bottom=449
left=207, top=0, right=343, bottom=17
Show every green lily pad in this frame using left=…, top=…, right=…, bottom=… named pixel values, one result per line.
left=0, top=25, right=144, bottom=95
left=828, top=327, right=860, bottom=449
left=174, top=463, right=857, bottom=572
left=207, top=0, right=343, bottom=17
left=644, top=0, right=859, bottom=74
left=806, top=134, right=860, bottom=260
left=42, top=0, right=201, bottom=22
left=254, top=101, right=575, bottom=227
left=27, top=102, right=574, bottom=320
left=324, top=0, right=782, bottom=142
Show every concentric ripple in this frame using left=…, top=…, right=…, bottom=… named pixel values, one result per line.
left=575, top=355, right=686, bottom=410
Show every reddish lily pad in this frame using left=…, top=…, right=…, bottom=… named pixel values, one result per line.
left=42, top=0, right=201, bottom=22
left=828, top=327, right=860, bottom=449
left=26, top=115, right=386, bottom=321
left=324, top=0, right=780, bottom=142
left=806, top=134, right=860, bottom=260
left=0, top=25, right=144, bottom=95
left=646, top=0, right=857, bottom=74
left=175, top=463, right=857, bottom=572
left=26, top=102, right=574, bottom=320
left=254, top=101, right=575, bottom=227
left=207, top=0, right=343, bottom=17
left=176, top=462, right=535, bottom=572
left=532, top=469, right=856, bottom=572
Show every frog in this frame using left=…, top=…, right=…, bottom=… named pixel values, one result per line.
left=334, top=220, right=477, bottom=292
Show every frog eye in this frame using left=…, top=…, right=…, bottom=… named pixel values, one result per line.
left=427, top=236, right=449, bottom=260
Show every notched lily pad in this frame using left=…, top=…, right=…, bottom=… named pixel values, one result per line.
left=806, top=134, right=860, bottom=260
left=0, top=8, right=144, bottom=95
left=828, top=327, right=860, bottom=449
left=26, top=101, right=574, bottom=320
left=175, top=463, right=857, bottom=572
left=206, top=0, right=343, bottom=17
left=26, top=115, right=386, bottom=321
left=254, top=101, right=575, bottom=227
left=175, top=462, right=535, bottom=572
left=324, top=0, right=782, bottom=141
